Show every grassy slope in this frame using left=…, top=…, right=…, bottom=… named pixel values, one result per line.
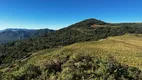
left=66, top=34, right=142, bottom=69
left=3, top=34, right=142, bottom=76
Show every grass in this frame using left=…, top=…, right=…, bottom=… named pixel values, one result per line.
left=2, top=34, right=142, bottom=76
left=65, top=34, right=142, bottom=69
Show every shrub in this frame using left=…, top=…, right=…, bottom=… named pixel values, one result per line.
left=18, top=64, right=41, bottom=80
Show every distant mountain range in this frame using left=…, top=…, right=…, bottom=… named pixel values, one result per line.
left=0, top=28, right=35, bottom=32
left=0, top=28, right=55, bottom=44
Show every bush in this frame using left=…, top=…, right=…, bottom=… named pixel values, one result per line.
left=39, top=54, right=142, bottom=80
left=18, top=64, right=41, bottom=80
left=1, top=54, right=142, bottom=80
left=0, top=72, right=16, bottom=80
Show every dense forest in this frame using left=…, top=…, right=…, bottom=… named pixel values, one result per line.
left=0, top=18, right=142, bottom=66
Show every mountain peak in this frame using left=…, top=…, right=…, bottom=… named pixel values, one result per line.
left=68, top=18, right=107, bottom=28
left=81, top=18, right=107, bottom=25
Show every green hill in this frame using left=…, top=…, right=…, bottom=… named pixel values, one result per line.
left=1, top=34, right=142, bottom=80
left=0, top=18, right=142, bottom=65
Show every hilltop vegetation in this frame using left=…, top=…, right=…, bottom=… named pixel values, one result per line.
left=0, top=34, right=142, bottom=80
left=0, top=18, right=142, bottom=65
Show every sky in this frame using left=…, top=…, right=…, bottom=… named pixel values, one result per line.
left=0, top=0, right=142, bottom=30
